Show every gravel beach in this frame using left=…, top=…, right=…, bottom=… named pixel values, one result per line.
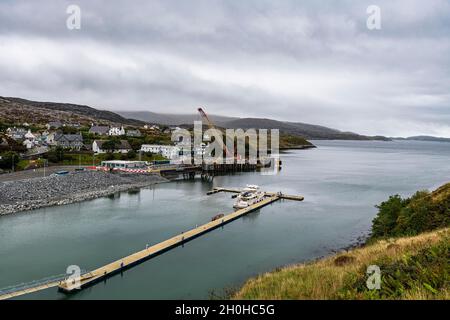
left=0, top=171, right=168, bottom=215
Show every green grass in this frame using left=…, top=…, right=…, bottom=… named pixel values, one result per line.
left=337, top=236, right=449, bottom=299
left=279, top=134, right=314, bottom=149
left=233, top=229, right=449, bottom=300
left=15, top=159, right=30, bottom=171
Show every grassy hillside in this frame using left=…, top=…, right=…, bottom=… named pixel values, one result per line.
left=279, top=133, right=315, bottom=149
left=234, top=183, right=450, bottom=300
left=234, top=229, right=448, bottom=300
left=0, top=96, right=143, bottom=126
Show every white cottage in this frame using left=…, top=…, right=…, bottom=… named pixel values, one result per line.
left=108, top=126, right=126, bottom=136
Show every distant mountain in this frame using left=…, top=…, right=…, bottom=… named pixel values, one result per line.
left=119, top=111, right=389, bottom=141
left=222, top=118, right=389, bottom=140
left=118, top=111, right=238, bottom=126
left=394, top=136, right=450, bottom=143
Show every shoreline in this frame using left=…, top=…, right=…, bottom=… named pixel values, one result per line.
left=0, top=171, right=168, bottom=216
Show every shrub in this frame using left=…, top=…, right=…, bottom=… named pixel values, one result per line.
left=104, top=152, right=115, bottom=160
left=127, top=150, right=137, bottom=159
left=370, top=185, right=450, bottom=241
left=45, top=146, right=65, bottom=163
left=0, top=151, right=20, bottom=169
left=338, top=238, right=449, bottom=299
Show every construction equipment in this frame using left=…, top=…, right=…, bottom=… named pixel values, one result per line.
left=197, top=107, right=233, bottom=159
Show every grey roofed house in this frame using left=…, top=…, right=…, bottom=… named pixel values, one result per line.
left=47, top=121, right=62, bottom=129
left=66, top=122, right=81, bottom=128
left=126, top=129, right=142, bottom=137
left=54, top=133, right=84, bottom=150
left=6, top=127, right=27, bottom=140
left=89, top=126, right=110, bottom=135
left=92, top=140, right=132, bottom=153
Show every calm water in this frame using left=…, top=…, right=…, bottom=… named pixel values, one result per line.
left=0, top=140, right=449, bottom=299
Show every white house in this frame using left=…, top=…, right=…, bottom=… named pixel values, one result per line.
left=93, top=140, right=131, bottom=154
left=140, top=144, right=180, bottom=159
left=24, top=129, right=35, bottom=141
left=6, top=127, right=27, bottom=140
left=108, top=126, right=125, bottom=136
left=100, top=160, right=147, bottom=170
left=23, top=139, right=34, bottom=149
left=46, top=132, right=57, bottom=145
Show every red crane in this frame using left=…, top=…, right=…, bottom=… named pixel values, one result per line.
left=197, top=107, right=233, bottom=159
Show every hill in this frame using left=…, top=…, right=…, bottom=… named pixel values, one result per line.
left=0, top=97, right=144, bottom=126
left=234, top=228, right=448, bottom=300
left=1, top=96, right=390, bottom=140
left=395, top=136, right=450, bottom=143
left=223, top=118, right=389, bottom=141
left=234, top=183, right=450, bottom=300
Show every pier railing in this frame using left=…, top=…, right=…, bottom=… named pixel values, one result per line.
left=0, top=269, right=89, bottom=297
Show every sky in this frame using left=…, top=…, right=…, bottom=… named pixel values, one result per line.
left=0, top=0, right=449, bottom=137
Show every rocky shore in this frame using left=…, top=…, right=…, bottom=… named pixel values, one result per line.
left=0, top=171, right=168, bottom=215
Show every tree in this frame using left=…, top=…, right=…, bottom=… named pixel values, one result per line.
left=0, top=151, right=20, bottom=170
left=62, top=126, right=78, bottom=134
left=45, top=146, right=65, bottom=163
left=127, top=150, right=137, bottom=159
left=371, top=195, right=406, bottom=238
left=102, top=138, right=120, bottom=152
left=105, top=152, right=115, bottom=160
left=128, top=138, right=142, bottom=151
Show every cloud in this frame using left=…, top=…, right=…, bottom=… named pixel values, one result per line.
left=0, top=0, right=449, bottom=137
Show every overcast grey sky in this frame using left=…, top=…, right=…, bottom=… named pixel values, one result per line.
left=0, top=0, right=449, bottom=137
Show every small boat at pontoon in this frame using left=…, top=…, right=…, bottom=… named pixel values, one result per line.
left=233, top=185, right=265, bottom=209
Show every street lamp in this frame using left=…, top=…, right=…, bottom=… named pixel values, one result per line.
left=43, top=159, right=48, bottom=177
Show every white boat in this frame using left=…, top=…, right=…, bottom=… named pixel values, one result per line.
left=242, top=184, right=260, bottom=192
left=233, top=185, right=265, bottom=209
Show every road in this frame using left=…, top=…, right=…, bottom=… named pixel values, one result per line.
left=0, top=166, right=88, bottom=182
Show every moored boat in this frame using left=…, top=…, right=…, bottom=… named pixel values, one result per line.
left=233, top=185, right=265, bottom=209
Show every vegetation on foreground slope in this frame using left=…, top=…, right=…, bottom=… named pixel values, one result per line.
left=234, top=183, right=450, bottom=300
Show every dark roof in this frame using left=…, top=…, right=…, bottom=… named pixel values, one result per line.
left=126, top=129, right=141, bottom=136
left=89, top=126, right=110, bottom=134
left=94, top=140, right=131, bottom=150
left=55, top=133, right=83, bottom=143
left=8, top=127, right=27, bottom=134
left=48, top=121, right=62, bottom=127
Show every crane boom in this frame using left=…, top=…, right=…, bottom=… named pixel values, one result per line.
left=197, top=107, right=233, bottom=159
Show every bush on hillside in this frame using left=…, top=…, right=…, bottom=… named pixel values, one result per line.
left=338, top=238, right=449, bottom=299
left=370, top=185, right=450, bottom=240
